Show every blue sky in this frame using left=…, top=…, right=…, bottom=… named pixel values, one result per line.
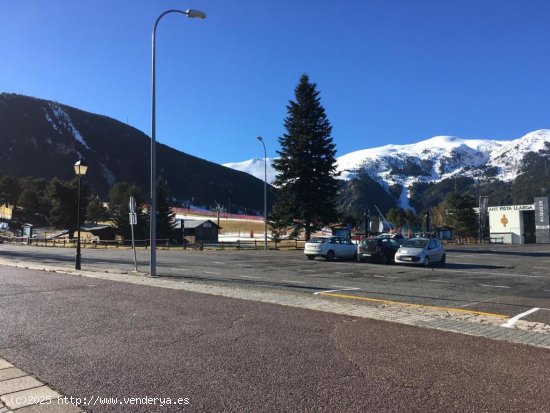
left=2, top=0, right=550, bottom=164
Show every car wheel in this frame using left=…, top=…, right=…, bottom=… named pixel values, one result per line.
left=440, top=254, right=446, bottom=266
left=423, top=256, right=430, bottom=267
left=381, top=254, right=390, bottom=265
left=326, top=250, right=335, bottom=261
left=307, top=255, right=315, bottom=260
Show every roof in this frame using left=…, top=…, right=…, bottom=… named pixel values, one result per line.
left=174, top=219, right=220, bottom=229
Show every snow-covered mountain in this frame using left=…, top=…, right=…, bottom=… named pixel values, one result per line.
left=224, top=129, right=550, bottom=209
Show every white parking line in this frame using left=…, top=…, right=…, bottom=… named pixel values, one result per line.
left=281, top=279, right=306, bottom=284
left=314, top=287, right=360, bottom=295
left=458, top=297, right=499, bottom=308
left=442, top=269, right=545, bottom=278
left=478, top=284, right=511, bottom=289
left=238, top=275, right=261, bottom=279
left=372, top=275, right=385, bottom=278
left=204, top=271, right=222, bottom=275
left=502, top=308, right=540, bottom=328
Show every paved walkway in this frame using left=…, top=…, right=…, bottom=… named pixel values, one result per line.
left=0, top=358, right=81, bottom=412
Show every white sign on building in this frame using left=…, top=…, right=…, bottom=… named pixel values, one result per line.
left=488, top=204, right=534, bottom=244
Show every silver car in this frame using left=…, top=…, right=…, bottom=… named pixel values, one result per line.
left=394, top=237, right=446, bottom=266
left=304, top=236, right=357, bottom=261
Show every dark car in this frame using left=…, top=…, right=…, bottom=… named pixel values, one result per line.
left=357, top=237, right=401, bottom=264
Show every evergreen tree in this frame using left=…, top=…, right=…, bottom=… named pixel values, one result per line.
left=86, top=196, right=109, bottom=224
left=108, top=182, right=146, bottom=240
left=0, top=176, right=21, bottom=206
left=443, top=192, right=478, bottom=240
left=156, top=176, right=176, bottom=241
left=48, top=178, right=90, bottom=238
left=271, top=74, right=340, bottom=240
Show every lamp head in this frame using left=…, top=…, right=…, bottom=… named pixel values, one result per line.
left=186, top=9, right=207, bottom=19
left=74, top=158, right=88, bottom=177
left=256, top=136, right=263, bottom=142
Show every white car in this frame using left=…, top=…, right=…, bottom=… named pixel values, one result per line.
left=394, top=237, right=446, bottom=266
left=304, top=236, right=357, bottom=261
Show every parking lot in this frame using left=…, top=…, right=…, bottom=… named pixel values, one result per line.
left=1, top=242, right=550, bottom=326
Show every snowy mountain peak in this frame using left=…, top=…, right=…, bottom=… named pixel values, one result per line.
left=224, top=130, right=550, bottom=209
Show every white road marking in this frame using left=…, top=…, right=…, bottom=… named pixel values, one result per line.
left=314, top=287, right=360, bottom=295
left=502, top=308, right=540, bottom=328
left=441, top=269, right=545, bottom=278
left=204, top=271, right=222, bottom=275
left=428, top=279, right=450, bottom=283
left=238, top=275, right=261, bottom=279
left=330, top=285, right=359, bottom=289
left=281, top=279, right=306, bottom=284
left=372, top=275, right=385, bottom=278
left=458, top=297, right=499, bottom=308
left=478, top=284, right=511, bottom=289
left=212, top=262, right=225, bottom=265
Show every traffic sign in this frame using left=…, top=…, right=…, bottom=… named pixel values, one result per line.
left=129, top=212, right=137, bottom=225
left=129, top=196, right=136, bottom=214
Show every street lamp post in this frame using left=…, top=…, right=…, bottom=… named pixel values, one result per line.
left=256, top=136, right=268, bottom=250
left=74, top=158, right=88, bottom=270
left=150, top=8, right=206, bottom=277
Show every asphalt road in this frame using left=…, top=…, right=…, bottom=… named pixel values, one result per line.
left=1, top=265, right=550, bottom=412
left=1, top=243, right=549, bottom=324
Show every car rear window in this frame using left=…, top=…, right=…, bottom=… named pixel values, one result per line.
left=308, top=238, right=326, bottom=244
left=403, top=239, right=428, bottom=248
left=361, top=239, right=378, bottom=247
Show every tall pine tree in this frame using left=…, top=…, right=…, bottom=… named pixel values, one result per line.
left=271, top=74, right=340, bottom=240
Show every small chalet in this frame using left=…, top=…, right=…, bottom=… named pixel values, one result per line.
left=174, top=219, right=220, bottom=244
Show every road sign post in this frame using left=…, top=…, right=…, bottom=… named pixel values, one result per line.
left=129, top=196, right=138, bottom=272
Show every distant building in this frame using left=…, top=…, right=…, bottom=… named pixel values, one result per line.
left=174, top=219, right=220, bottom=244
left=488, top=197, right=549, bottom=244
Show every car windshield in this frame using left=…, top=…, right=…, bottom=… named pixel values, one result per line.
left=308, top=238, right=326, bottom=244
left=403, top=239, right=428, bottom=248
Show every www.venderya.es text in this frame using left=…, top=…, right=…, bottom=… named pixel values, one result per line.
left=11, top=395, right=191, bottom=407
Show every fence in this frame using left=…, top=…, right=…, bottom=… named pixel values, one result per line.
left=0, top=235, right=304, bottom=251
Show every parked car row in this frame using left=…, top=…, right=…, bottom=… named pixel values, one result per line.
left=304, top=235, right=446, bottom=266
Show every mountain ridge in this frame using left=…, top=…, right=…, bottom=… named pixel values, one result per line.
left=0, top=93, right=273, bottom=213
left=224, top=129, right=550, bottom=211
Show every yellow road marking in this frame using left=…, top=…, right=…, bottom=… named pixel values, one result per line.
left=319, top=292, right=508, bottom=319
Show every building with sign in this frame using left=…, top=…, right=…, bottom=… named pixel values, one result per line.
left=488, top=197, right=550, bottom=244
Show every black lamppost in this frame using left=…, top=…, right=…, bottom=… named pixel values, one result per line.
left=150, top=8, right=206, bottom=277
left=74, top=158, right=88, bottom=270
left=256, top=136, right=268, bottom=250
left=364, top=208, right=370, bottom=238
